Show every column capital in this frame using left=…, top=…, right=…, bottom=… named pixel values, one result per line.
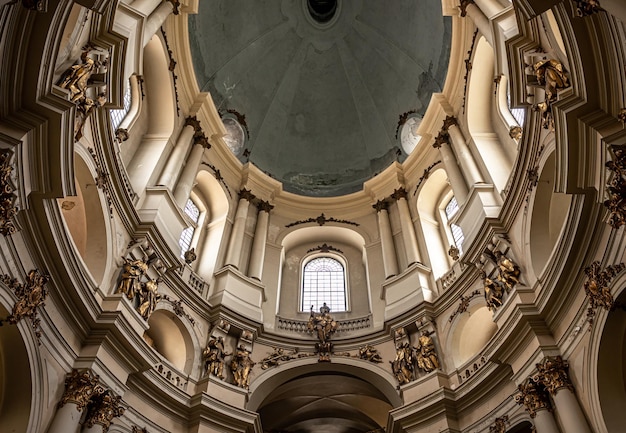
left=433, top=131, right=450, bottom=149
left=185, top=115, right=203, bottom=132
left=59, top=369, right=100, bottom=412
left=373, top=200, right=389, bottom=212
left=515, top=377, right=553, bottom=418
left=239, top=188, right=256, bottom=202
left=534, top=356, right=574, bottom=395
left=458, top=0, right=475, bottom=17
left=193, top=131, right=211, bottom=149
left=257, top=200, right=274, bottom=212
left=84, top=387, right=125, bottom=432
left=391, top=187, right=408, bottom=201
left=442, top=115, right=458, bottom=131
left=166, top=0, right=181, bottom=14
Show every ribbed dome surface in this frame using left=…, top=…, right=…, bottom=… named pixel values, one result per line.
left=189, top=0, right=451, bottom=196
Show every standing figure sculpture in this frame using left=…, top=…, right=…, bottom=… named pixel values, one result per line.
left=202, top=336, right=230, bottom=379
left=59, top=54, right=98, bottom=103
left=307, top=303, right=338, bottom=362
left=137, top=278, right=160, bottom=320
left=390, top=342, right=414, bottom=385
left=116, top=258, right=147, bottom=300
left=230, top=345, right=255, bottom=388
left=532, top=59, right=569, bottom=102
left=482, top=270, right=504, bottom=311
left=494, top=251, right=521, bottom=291
left=415, top=332, right=440, bottom=373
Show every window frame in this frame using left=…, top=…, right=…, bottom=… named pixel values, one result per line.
left=299, top=252, right=349, bottom=314
left=178, top=194, right=206, bottom=259
left=438, top=191, right=465, bottom=256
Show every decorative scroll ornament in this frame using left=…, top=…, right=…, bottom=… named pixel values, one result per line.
left=395, top=109, right=417, bottom=139
left=0, top=149, right=18, bottom=236
left=286, top=213, right=359, bottom=228
left=358, top=345, right=383, bottom=363
left=230, top=345, right=256, bottom=388
left=202, top=336, right=231, bottom=379
left=604, top=146, right=626, bottom=228
left=413, top=160, right=441, bottom=195
left=84, top=387, right=125, bottom=432
left=489, top=416, right=509, bottom=433
left=449, top=289, right=481, bottom=322
left=161, top=295, right=195, bottom=325
left=583, top=261, right=624, bottom=324
left=515, top=377, right=552, bottom=418
left=307, top=243, right=343, bottom=254
left=59, top=369, right=100, bottom=412
left=534, top=356, right=574, bottom=395
left=573, top=0, right=603, bottom=16
left=0, top=269, right=49, bottom=340
left=260, top=347, right=298, bottom=369
left=307, top=303, right=338, bottom=362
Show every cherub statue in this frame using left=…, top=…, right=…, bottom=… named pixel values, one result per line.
left=415, top=332, right=440, bottom=373
left=202, top=336, right=231, bottom=379
left=494, top=250, right=521, bottom=291
left=116, top=257, right=147, bottom=300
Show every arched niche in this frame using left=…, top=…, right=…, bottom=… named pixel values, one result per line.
left=0, top=304, right=33, bottom=433
left=248, top=357, right=402, bottom=433
left=59, top=151, right=111, bottom=285
left=193, top=170, right=229, bottom=280
left=144, top=309, right=195, bottom=374
left=447, top=302, right=497, bottom=368
left=278, top=226, right=368, bottom=319
left=527, top=150, right=572, bottom=277
left=466, top=36, right=512, bottom=191
left=416, top=168, right=453, bottom=279
left=126, top=34, right=176, bottom=192
left=591, top=277, right=626, bottom=433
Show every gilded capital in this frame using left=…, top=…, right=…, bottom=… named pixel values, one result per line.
left=185, top=115, right=202, bottom=132
left=239, top=188, right=256, bottom=202
left=391, top=187, right=408, bottom=201
left=84, top=387, right=125, bottom=432
left=193, top=131, right=211, bottom=149
left=442, top=115, right=458, bottom=131
left=534, top=356, right=574, bottom=395
left=257, top=200, right=274, bottom=213
left=59, top=369, right=100, bottom=412
left=373, top=200, right=389, bottom=212
left=433, top=131, right=450, bottom=149
left=515, top=377, right=552, bottom=418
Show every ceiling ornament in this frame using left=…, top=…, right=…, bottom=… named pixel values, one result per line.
left=358, top=345, right=383, bottom=363
left=583, top=261, right=624, bottom=325
left=395, top=109, right=418, bottom=139
left=604, top=145, right=626, bottom=228
left=285, top=213, right=359, bottom=228
left=515, top=377, right=553, bottom=418
left=448, top=289, right=481, bottom=322
left=0, top=149, right=18, bottom=235
left=307, top=243, right=343, bottom=254
left=0, top=269, right=49, bottom=342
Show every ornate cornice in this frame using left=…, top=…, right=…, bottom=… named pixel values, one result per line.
left=534, top=356, right=574, bottom=395
left=515, top=377, right=552, bottom=418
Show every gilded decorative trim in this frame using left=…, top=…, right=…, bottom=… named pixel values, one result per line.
left=225, top=108, right=250, bottom=139
left=390, top=187, right=408, bottom=201
left=489, top=415, right=508, bottom=433
left=84, top=387, right=125, bottom=432
left=573, top=0, right=603, bottom=16
left=160, top=28, right=180, bottom=115
left=307, top=243, right=343, bottom=254
left=462, top=30, right=479, bottom=112
left=604, top=145, right=626, bottom=228
left=534, top=356, right=574, bottom=395
left=619, top=108, right=626, bottom=124
left=413, top=160, right=441, bottom=195
left=395, top=109, right=417, bottom=139
left=515, top=377, right=552, bottom=418
left=285, top=213, right=359, bottom=228
left=0, top=149, right=18, bottom=236
left=448, top=289, right=481, bottom=322
left=161, top=294, right=196, bottom=326
left=583, top=261, right=624, bottom=325
left=260, top=347, right=299, bottom=369
left=59, top=369, right=100, bottom=411
left=202, top=163, right=232, bottom=198
left=0, top=269, right=49, bottom=341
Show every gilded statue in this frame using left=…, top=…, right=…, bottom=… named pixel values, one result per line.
left=358, top=345, right=383, bottom=363
left=307, top=303, right=338, bottom=344
left=202, top=336, right=230, bottom=379
left=390, top=342, right=414, bottom=385
left=59, top=54, right=99, bottom=103
left=415, top=332, right=440, bottom=373
left=531, top=59, right=569, bottom=102
left=137, top=278, right=160, bottom=320
left=494, top=250, right=521, bottom=291
left=482, top=270, right=504, bottom=311
left=230, top=345, right=255, bottom=388
left=260, top=347, right=298, bottom=369
left=116, top=257, right=147, bottom=300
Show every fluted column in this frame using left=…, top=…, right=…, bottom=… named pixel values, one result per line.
left=433, top=132, right=469, bottom=205
left=459, top=0, right=493, bottom=46
left=374, top=201, right=399, bottom=278
left=224, top=189, right=255, bottom=270
left=47, top=369, right=99, bottom=433
left=248, top=200, right=273, bottom=280
left=391, top=188, right=421, bottom=266
left=535, top=356, right=591, bottom=433
left=173, top=133, right=210, bottom=207
left=515, top=377, right=560, bottom=433
left=443, top=116, right=485, bottom=186
left=142, top=1, right=175, bottom=47
left=158, top=116, right=201, bottom=190
left=82, top=388, right=124, bottom=433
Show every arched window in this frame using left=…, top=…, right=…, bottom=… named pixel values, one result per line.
left=444, top=196, right=464, bottom=254
left=109, top=84, right=132, bottom=131
left=301, top=256, right=347, bottom=313
left=179, top=198, right=200, bottom=257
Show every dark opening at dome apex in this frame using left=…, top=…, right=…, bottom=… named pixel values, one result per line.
left=307, top=0, right=338, bottom=23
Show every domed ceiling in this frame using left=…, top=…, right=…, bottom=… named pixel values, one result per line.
left=189, top=0, right=451, bottom=196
